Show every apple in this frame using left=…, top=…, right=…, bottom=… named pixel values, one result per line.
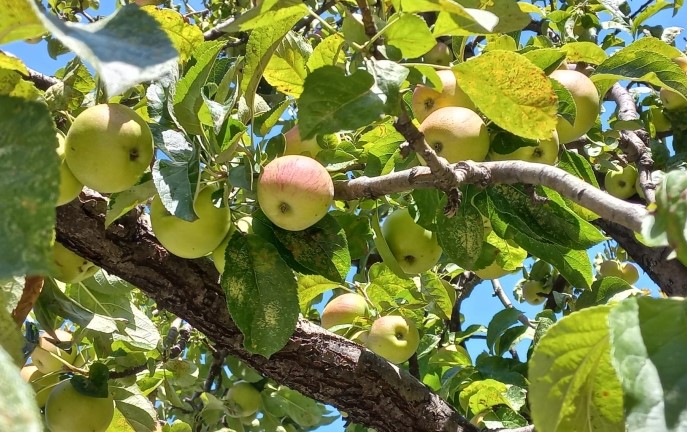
left=320, top=293, right=368, bottom=331
left=52, top=241, right=100, bottom=283
left=224, top=381, right=262, bottom=418
left=150, top=186, right=232, bottom=259
left=521, top=280, right=550, bottom=305
left=31, top=329, right=78, bottom=374
left=283, top=125, right=320, bottom=157
left=528, top=259, right=552, bottom=282
left=365, top=315, right=420, bottom=364
left=419, top=107, right=490, bottom=163
left=489, top=131, right=559, bottom=165
left=21, top=364, right=61, bottom=408
left=549, top=70, right=600, bottom=144
left=412, top=69, right=475, bottom=123
left=673, top=56, right=687, bottom=72
left=635, top=170, right=665, bottom=199
left=423, top=41, right=453, bottom=66
left=44, top=380, right=114, bottom=432
left=381, top=208, right=443, bottom=274
left=605, top=164, right=638, bottom=199
left=257, top=155, right=334, bottom=231
left=621, top=262, right=640, bottom=284
left=212, top=216, right=253, bottom=274
left=65, top=103, right=154, bottom=193
left=55, top=132, right=83, bottom=206
left=474, top=261, right=516, bottom=280
left=598, top=260, right=640, bottom=284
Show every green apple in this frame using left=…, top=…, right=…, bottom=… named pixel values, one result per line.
left=31, top=329, right=77, bottom=374
left=419, top=106, right=489, bottom=164
left=423, top=41, right=453, bottom=66
left=621, top=262, right=640, bottom=284
left=283, top=125, right=320, bottom=157
left=489, top=131, right=559, bottom=165
left=529, top=259, right=552, bottom=282
left=320, top=293, right=368, bottom=331
left=225, top=381, right=262, bottom=418
left=52, top=242, right=100, bottom=283
left=55, top=132, right=83, bottom=206
left=549, top=70, right=600, bottom=144
left=412, top=69, right=475, bottom=123
left=598, top=260, right=640, bottom=284
left=44, top=380, right=114, bottom=432
left=212, top=216, right=253, bottom=274
left=21, top=364, right=61, bottom=408
left=365, top=315, right=420, bottom=364
left=474, top=261, right=515, bottom=280
left=605, top=165, right=638, bottom=199
left=521, top=280, right=550, bottom=305
left=65, top=103, right=153, bottom=193
left=257, top=155, right=334, bottom=231
left=150, top=186, right=232, bottom=259
left=382, top=208, right=443, bottom=274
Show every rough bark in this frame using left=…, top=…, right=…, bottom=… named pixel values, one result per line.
left=55, top=191, right=479, bottom=432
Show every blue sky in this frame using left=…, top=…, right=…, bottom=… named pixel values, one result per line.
left=5, top=2, right=687, bottom=431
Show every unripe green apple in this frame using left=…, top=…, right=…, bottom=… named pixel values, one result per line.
left=489, top=131, right=559, bottom=165
left=44, top=380, right=114, bottom=432
left=212, top=216, right=253, bottom=274
left=549, top=70, right=600, bottom=144
left=419, top=107, right=489, bottom=163
left=621, top=262, right=640, bottom=284
left=257, top=155, right=334, bottom=231
left=65, top=103, right=153, bottom=193
left=320, top=293, right=368, bottom=331
left=150, top=186, right=232, bottom=259
left=366, top=315, right=420, bottom=364
left=225, top=381, right=262, bottom=418
left=521, top=280, right=549, bottom=305
left=382, top=208, right=442, bottom=274
left=605, top=165, right=638, bottom=199
left=21, top=364, right=61, bottom=408
left=52, top=242, right=100, bottom=283
left=474, top=261, right=515, bottom=280
left=31, top=329, right=77, bottom=374
left=529, top=259, right=552, bottom=281
left=55, top=133, right=83, bottom=206
left=598, top=260, right=639, bottom=284
left=412, top=70, right=475, bottom=123
left=423, top=41, right=453, bottom=66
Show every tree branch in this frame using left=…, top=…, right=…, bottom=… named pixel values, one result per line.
left=12, top=276, right=44, bottom=326
left=491, top=279, right=535, bottom=329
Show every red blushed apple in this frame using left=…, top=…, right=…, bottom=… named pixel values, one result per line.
left=321, top=293, right=368, bottom=331
left=257, top=155, right=334, bottom=231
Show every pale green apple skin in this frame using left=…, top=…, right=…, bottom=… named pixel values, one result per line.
left=44, top=380, right=114, bottom=432
left=225, top=382, right=262, bottom=418
left=366, top=315, right=420, bottom=364
left=419, top=107, right=489, bottom=164
left=283, top=125, right=321, bottom=157
left=21, top=364, right=61, bottom=408
left=65, top=103, right=153, bottom=193
left=257, top=155, right=334, bottom=231
left=423, top=41, right=453, bottom=66
left=474, top=261, right=515, bottom=280
left=212, top=216, right=253, bottom=274
left=412, top=70, right=475, bottom=123
left=605, top=165, right=638, bottom=199
left=31, top=329, right=77, bottom=374
left=52, top=242, right=99, bottom=284
left=489, top=131, right=559, bottom=165
left=598, top=260, right=640, bottom=284
left=522, top=280, right=549, bottom=305
left=382, top=208, right=442, bottom=274
left=56, top=133, right=83, bottom=206
left=549, top=70, right=600, bottom=144
left=151, top=187, right=232, bottom=259
left=321, top=293, right=368, bottom=331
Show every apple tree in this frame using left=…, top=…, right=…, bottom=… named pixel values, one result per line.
left=2, top=0, right=687, bottom=431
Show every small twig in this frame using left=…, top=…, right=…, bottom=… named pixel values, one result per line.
left=355, top=0, right=384, bottom=59
left=491, top=279, right=535, bottom=329
left=293, top=0, right=338, bottom=33
left=109, top=363, right=150, bottom=379
left=12, top=276, right=44, bottom=326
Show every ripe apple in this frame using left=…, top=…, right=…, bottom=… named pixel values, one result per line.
left=412, top=69, right=475, bottom=123
left=549, top=69, right=600, bottom=144
left=605, top=165, right=638, bottom=199
left=224, top=381, right=262, bottom=418
left=521, top=280, right=550, bottom=305
left=423, top=41, right=453, bottom=66
left=257, top=155, right=334, bottom=231
left=31, top=329, right=77, bottom=374
left=65, top=103, right=154, bottom=193
left=365, top=315, right=420, bottom=364
left=598, top=260, right=640, bottom=284
left=52, top=241, right=100, bottom=283
left=474, top=261, right=516, bottom=280
left=489, top=131, right=559, bottom=165
left=55, top=132, right=83, bottom=206
left=150, top=186, right=232, bottom=259
left=419, top=107, right=489, bottom=163
left=381, top=208, right=442, bottom=274
left=212, top=216, right=253, bottom=274
left=320, top=293, right=368, bottom=331
left=44, top=380, right=114, bottom=432
left=21, top=364, right=61, bottom=408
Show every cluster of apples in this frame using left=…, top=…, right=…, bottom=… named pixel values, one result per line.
left=597, top=259, right=640, bottom=284
left=517, top=260, right=554, bottom=306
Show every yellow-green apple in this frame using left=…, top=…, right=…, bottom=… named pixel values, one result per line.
left=55, top=133, right=83, bottom=206
left=257, top=155, right=334, bottom=231
left=489, top=131, right=559, bottom=165
left=635, top=169, right=665, bottom=199
left=412, top=70, right=475, bottom=122
left=419, top=107, right=489, bottom=163
left=52, top=242, right=99, bottom=283
left=320, top=293, right=368, bottom=331
left=382, top=208, right=442, bottom=274
left=65, top=103, right=153, bottom=193
left=212, top=216, right=253, bottom=274
left=605, top=165, right=638, bottom=199
left=44, top=380, right=114, bottom=432
left=224, top=381, right=262, bottom=418
left=674, top=56, right=687, bottom=72
left=150, top=186, right=232, bottom=259
left=549, top=69, right=600, bottom=144
left=474, top=261, right=516, bottom=280
left=31, top=329, right=77, bottom=374
left=598, top=260, right=640, bottom=284
left=423, top=41, right=453, bottom=66
left=283, top=125, right=320, bottom=157
left=365, top=315, right=420, bottom=364
left=521, top=280, right=550, bottom=305
left=20, top=364, right=61, bottom=408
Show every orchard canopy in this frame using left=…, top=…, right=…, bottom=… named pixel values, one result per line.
left=2, top=0, right=687, bottom=431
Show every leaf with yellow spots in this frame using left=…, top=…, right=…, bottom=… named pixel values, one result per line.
left=140, top=6, right=203, bottom=63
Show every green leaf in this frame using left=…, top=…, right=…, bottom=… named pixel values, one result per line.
left=30, top=4, right=178, bottom=97
left=366, top=59, right=409, bottom=116
left=0, top=0, right=46, bottom=44
left=106, top=175, right=156, bottom=228
left=0, top=306, right=23, bottom=365
left=0, top=276, right=24, bottom=313
left=306, top=34, right=345, bottom=71
left=222, top=234, right=299, bottom=357
left=560, top=42, right=608, bottom=65
left=297, top=275, right=340, bottom=314
left=521, top=48, right=566, bottom=74
left=651, top=171, right=687, bottom=264
left=216, top=0, right=307, bottom=32
left=72, top=362, right=110, bottom=398
left=0, top=346, right=43, bottom=432
left=141, top=6, right=204, bottom=63
left=577, top=277, right=634, bottom=309
left=331, top=211, right=373, bottom=261
left=385, top=13, right=436, bottom=59
left=111, top=384, right=159, bottom=432
left=550, top=78, right=577, bottom=125
left=263, top=31, right=311, bottom=97
left=436, top=198, right=484, bottom=270
left=0, top=69, right=41, bottom=99
left=0, top=96, right=58, bottom=278
left=609, top=297, right=687, bottom=432
left=486, top=308, right=522, bottom=354
left=453, top=51, right=558, bottom=140
left=459, top=0, right=533, bottom=33
left=81, top=270, right=135, bottom=297
left=420, top=273, right=453, bottom=320
left=459, top=379, right=510, bottom=415
left=366, top=263, right=418, bottom=312
left=529, top=305, right=623, bottom=432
